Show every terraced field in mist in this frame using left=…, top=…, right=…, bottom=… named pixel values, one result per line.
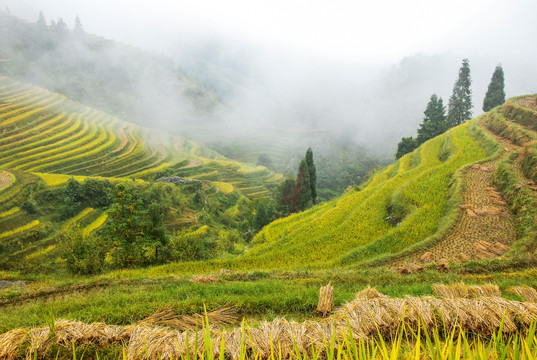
left=0, top=76, right=280, bottom=261
left=147, top=95, right=537, bottom=274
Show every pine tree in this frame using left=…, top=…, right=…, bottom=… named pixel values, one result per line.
left=483, top=64, right=506, bottom=111
left=37, top=11, right=47, bottom=31
left=74, top=15, right=84, bottom=34
left=305, top=147, right=317, bottom=204
left=395, top=136, right=417, bottom=159
left=447, top=59, right=472, bottom=128
left=295, top=158, right=312, bottom=211
left=53, top=17, right=68, bottom=39
left=416, top=94, right=447, bottom=144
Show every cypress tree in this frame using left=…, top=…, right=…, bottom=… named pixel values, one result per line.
left=416, top=94, right=447, bottom=144
left=74, top=15, right=84, bottom=34
left=305, top=147, right=317, bottom=204
left=295, top=158, right=312, bottom=211
left=483, top=64, right=506, bottom=111
left=37, top=11, right=47, bottom=31
left=447, top=59, right=472, bottom=128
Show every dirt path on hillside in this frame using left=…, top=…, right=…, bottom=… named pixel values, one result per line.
left=401, top=101, right=537, bottom=267
left=399, top=120, right=524, bottom=266
left=0, top=171, right=14, bottom=191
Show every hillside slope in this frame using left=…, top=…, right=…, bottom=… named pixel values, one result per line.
left=148, top=95, right=537, bottom=274
left=0, top=76, right=279, bottom=196
left=0, top=76, right=282, bottom=269
left=0, top=11, right=220, bottom=131
left=249, top=97, right=537, bottom=270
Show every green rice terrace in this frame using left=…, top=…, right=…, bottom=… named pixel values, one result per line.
left=2, top=73, right=537, bottom=358
left=0, top=76, right=282, bottom=272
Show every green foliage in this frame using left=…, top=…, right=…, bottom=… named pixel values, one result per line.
left=395, top=136, right=417, bottom=159
left=217, top=229, right=240, bottom=253
left=35, top=177, right=112, bottom=220
left=104, top=182, right=168, bottom=268
left=305, top=148, right=317, bottom=204
left=256, top=153, right=273, bottom=168
left=20, top=200, right=37, bottom=214
left=58, top=226, right=106, bottom=275
left=416, top=94, right=447, bottom=145
left=168, top=226, right=214, bottom=261
left=277, top=177, right=297, bottom=215
left=447, top=58, right=472, bottom=127
left=253, top=200, right=267, bottom=231
left=296, top=158, right=312, bottom=211
left=483, top=64, right=506, bottom=111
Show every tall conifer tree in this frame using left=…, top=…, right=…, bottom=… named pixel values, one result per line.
left=483, top=65, right=505, bottom=111
left=74, top=15, right=84, bottom=34
left=295, top=158, right=312, bottom=211
left=278, top=177, right=298, bottom=214
left=305, top=148, right=317, bottom=204
left=37, top=11, right=47, bottom=31
left=447, top=59, right=472, bottom=128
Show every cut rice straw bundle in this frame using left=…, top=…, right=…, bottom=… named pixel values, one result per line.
left=510, top=285, right=537, bottom=303
left=0, top=328, right=27, bottom=360
left=138, top=306, right=238, bottom=331
left=316, top=283, right=334, bottom=316
left=433, top=282, right=501, bottom=299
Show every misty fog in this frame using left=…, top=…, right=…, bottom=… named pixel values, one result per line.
left=1, top=0, right=536, bottom=160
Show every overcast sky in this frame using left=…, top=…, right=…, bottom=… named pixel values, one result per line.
left=2, top=0, right=536, bottom=156
left=1, top=0, right=536, bottom=65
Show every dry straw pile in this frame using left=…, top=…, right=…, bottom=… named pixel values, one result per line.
left=315, top=283, right=334, bottom=316
left=2, top=284, right=537, bottom=359
left=137, top=307, right=238, bottom=331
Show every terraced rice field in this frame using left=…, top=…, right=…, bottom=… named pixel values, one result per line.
left=410, top=99, right=537, bottom=263
left=167, top=96, right=536, bottom=272
left=0, top=77, right=282, bottom=263
left=0, top=77, right=279, bottom=196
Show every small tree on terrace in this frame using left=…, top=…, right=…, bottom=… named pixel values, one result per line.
left=416, top=94, right=447, bottom=145
left=105, top=183, right=167, bottom=268
left=483, top=64, right=506, bottom=112
left=395, top=136, right=417, bottom=159
left=278, top=177, right=298, bottom=214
